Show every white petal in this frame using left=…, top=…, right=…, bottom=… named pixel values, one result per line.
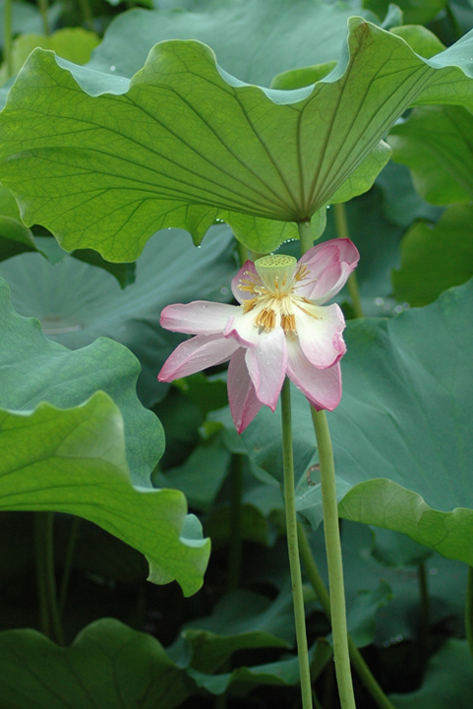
left=158, top=334, right=238, bottom=381
left=160, top=301, right=237, bottom=335
left=245, top=327, right=287, bottom=410
left=231, top=260, right=260, bottom=303
left=295, top=302, right=346, bottom=368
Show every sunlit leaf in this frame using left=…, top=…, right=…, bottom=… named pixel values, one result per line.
left=3, top=20, right=473, bottom=257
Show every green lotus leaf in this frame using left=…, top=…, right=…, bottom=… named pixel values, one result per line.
left=237, top=279, right=473, bottom=567
left=2, top=19, right=473, bottom=257
left=0, top=276, right=161, bottom=483
left=365, top=0, right=447, bottom=25
left=0, top=394, right=209, bottom=595
left=392, top=204, right=473, bottom=306
left=389, top=639, right=473, bottom=707
left=0, top=225, right=236, bottom=407
left=0, top=619, right=194, bottom=708
left=86, top=0, right=377, bottom=85
left=389, top=105, right=473, bottom=204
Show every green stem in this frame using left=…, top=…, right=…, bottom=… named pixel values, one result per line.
left=37, top=0, right=50, bottom=35
left=298, top=523, right=396, bottom=709
left=3, top=0, right=13, bottom=79
left=34, top=512, right=64, bottom=645
left=298, top=220, right=314, bottom=256
left=333, top=203, right=364, bottom=319
left=281, top=378, right=313, bottom=709
left=236, top=240, right=249, bottom=266
left=310, top=408, right=356, bottom=709
left=466, top=567, right=473, bottom=660
left=417, top=561, right=430, bottom=672
left=58, top=515, right=80, bottom=616
left=77, top=0, right=94, bottom=30
left=227, top=455, right=244, bottom=591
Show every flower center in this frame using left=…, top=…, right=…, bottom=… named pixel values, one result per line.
left=239, top=254, right=311, bottom=334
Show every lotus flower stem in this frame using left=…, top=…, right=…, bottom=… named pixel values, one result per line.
left=228, top=454, right=244, bottom=591
left=466, top=567, right=473, bottom=660
left=34, top=512, right=64, bottom=645
left=310, top=407, right=356, bottom=709
left=37, top=0, right=50, bottom=35
left=298, top=522, right=396, bottom=709
left=333, top=203, right=365, bottom=318
left=281, top=377, right=313, bottom=709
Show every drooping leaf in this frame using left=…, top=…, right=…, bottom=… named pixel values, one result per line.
left=0, top=619, right=194, bottom=709
left=3, top=20, right=473, bottom=257
left=388, top=105, right=473, bottom=205
left=0, top=393, right=209, bottom=595
left=0, top=225, right=236, bottom=407
left=0, top=277, right=209, bottom=594
left=86, top=0, right=377, bottom=85
left=392, top=204, right=473, bottom=306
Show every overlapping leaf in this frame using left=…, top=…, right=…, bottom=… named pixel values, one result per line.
left=2, top=19, right=473, bottom=257
left=0, top=277, right=210, bottom=595
left=234, top=279, right=473, bottom=566
left=0, top=224, right=236, bottom=406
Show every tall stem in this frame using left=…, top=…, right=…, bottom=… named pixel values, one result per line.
left=333, top=203, right=364, bottom=319
left=34, top=512, right=64, bottom=645
left=311, top=408, right=356, bottom=709
left=227, top=454, right=244, bottom=591
left=3, top=0, right=13, bottom=79
left=466, top=567, right=473, bottom=660
left=281, top=378, right=313, bottom=709
left=298, top=523, right=396, bottom=709
left=37, top=0, right=50, bottom=35
left=298, top=220, right=314, bottom=255
left=58, top=515, right=80, bottom=615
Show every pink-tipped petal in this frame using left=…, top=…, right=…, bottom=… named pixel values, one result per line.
left=295, top=303, right=346, bottom=368
left=286, top=338, right=342, bottom=410
left=245, top=327, right=287, bottom=410
left=228, top=348, right=263, bottom=433
left=158, top=334, right=239, bottom=381
left=231, top=260, right=260, bottom=303
left=160, top=301, right=237, bottom=335
left=297, top=238, right=360, bottom=303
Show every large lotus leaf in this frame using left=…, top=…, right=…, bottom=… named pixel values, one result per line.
left=389, top=639, right=473, bottom=707
left=0, top=276, right=161, bottom=484
left=0, top=394, right=209, bottom=595
left=3, top=21, right=473, bottom=258
left=86, top=0, right=377, bottom=85
left=375, top=161, right=442, bottom=229
left=0, top=619, right=194, bottom=708
left=237, top=279, right=473, bottom=566
left=392, top=204, right=473, bottom=306
left=0, top=225, right=236, bottom=407
left=388, top=105, right=473, bottom=205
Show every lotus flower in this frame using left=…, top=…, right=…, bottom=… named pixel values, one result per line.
left=158, top=238, right=359, bottom=432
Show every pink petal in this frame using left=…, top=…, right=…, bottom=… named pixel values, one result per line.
left=245, top=327, right=287, bottom=410
left=286, top=338, right=342, bottom=410
left=231, top=260, right=260, bottom=303
left=160, top=301, right=237, bottom=335
left=158, top=334, right=239, bottom=381
left=297, top=238, right=359, bottom=304
left=228, top=348, right=263, bottom=433
left=295, top=303, right=346, bottom=368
